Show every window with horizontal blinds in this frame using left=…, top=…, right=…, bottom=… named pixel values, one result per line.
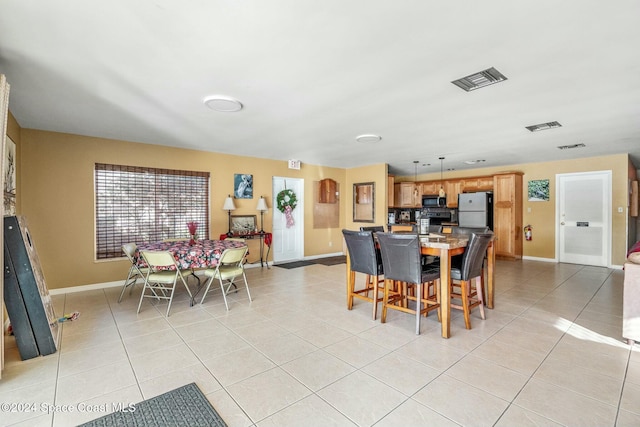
left=95, top=163, right=210, bottom=259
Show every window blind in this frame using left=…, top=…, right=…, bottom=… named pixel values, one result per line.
left=95, top=163, right=210, bottom=259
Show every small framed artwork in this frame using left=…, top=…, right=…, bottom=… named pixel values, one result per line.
left=528, top=179, right=550, bottom=201
left=234, top=174, right=253, bottom=199
left=231, top=215, right=257, bottom=234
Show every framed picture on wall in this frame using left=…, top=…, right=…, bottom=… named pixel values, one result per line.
left=234, top=174, right=253, bottom=199
left=231, top=215, right=257, bottom=234
left=528, top=179, right=549, bottom=201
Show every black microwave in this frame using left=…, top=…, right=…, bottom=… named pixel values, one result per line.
left=422, top=195, right=446, bottom=208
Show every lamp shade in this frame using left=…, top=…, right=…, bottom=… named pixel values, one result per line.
left=223, top=195, right=236, bottom=211
left=256, top=196, right=268, bottom=212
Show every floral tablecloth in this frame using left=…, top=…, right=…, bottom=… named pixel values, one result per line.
left=135, top=239, right=246, bottom=270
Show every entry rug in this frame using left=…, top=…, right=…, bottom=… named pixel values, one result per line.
left=79, top=383, right=227, bottom=427
left=275, top=260, right=315, bottom=269
left=313, top=255, right=346, bottom=266
left=275, top=256, right=346, bottom=269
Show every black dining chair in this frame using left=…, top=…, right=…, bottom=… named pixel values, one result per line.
left=451, top=226, right=490, bottom=295
left=360, top=225, right=385, bottom=233
left=342, top=229, right=385, bottom=320
left=376, top=232, right=440, bottom=335
left=450, top=232, right=493, bottom=329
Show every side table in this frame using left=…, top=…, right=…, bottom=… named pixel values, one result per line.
left=220, top=232, right=272, bottom=268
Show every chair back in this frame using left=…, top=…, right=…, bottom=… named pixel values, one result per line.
left=219, top=245, right=249, bottom=266
left=360, top=225, right=385, bottom=233
left=376, top=232, right=421, bottom=285
left=140, top=250, right=178, bottom=270
left=122, top=243, right=137, bottom=263
left=458, top=232, right=493, bottom=281
left=428, top=225, right=443, bottom=234
left=342, top=229, right=381, bottom=276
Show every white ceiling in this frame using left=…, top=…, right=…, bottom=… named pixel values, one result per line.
left=1, top=1, right=639, bottom=177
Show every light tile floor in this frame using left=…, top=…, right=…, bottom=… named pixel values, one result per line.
left=2, top=260, right=640, bottom=426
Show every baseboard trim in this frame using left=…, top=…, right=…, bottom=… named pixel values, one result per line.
left=49, top=280, right=122, bottom=295
left=522, top=256, right=557, bottom=263
left=49, top=253, right=347, bottom=295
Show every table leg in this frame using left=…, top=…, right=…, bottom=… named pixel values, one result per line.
left=487, top=241, right=495, bottom=309
left=264, top=243, right=271, bottom=269
left=416, top=283, right=422, bottom=335
left=440, top=248, right=451, bottom=339
left=346, top=252, right=354, bottom=309
left=259, top=234, right=264, bottom=267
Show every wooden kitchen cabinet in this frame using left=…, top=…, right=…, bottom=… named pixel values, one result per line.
left=388, top=175, right=395, bottom=207
left=477, top=176, right=494, bottom=190
left=394, top=182, right=420, bottom=207
left=493, top=172, right=523, bottom=259
left=444, top=180, right=463, bottom=208
left=420, top=181, right=439, bottom=196
left=461, top=178, right=479, bottom=193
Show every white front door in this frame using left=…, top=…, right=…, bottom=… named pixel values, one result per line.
left=557, top=171, right=611, bottom=266
left=272, top=177, right=304, bottom=263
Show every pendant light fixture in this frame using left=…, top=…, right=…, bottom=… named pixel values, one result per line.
left=413, top=161, right=420, bottom=203
left=438, top=157, right=446, bottom=198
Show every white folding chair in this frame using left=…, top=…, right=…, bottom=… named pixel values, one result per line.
left=118, top=243, right=149, bottom=303
left=137, top=250, right=194, bottom=317
left=200, top=245, right=251, bottom=309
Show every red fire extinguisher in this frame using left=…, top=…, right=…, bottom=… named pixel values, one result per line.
left=524, top=225, right=532, bottom=241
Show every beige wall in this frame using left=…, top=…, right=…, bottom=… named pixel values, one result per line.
left=9, top=117, right=635, bottom=288
left=18, top=128, right=346, bottom=289
left=345, top=163, right=389, bottom=232
left=397, top=154, right=631, bottom=264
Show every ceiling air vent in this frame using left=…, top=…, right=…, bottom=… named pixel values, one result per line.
left=451, top=67, right=507, bottom=91
left=557, top=143, right=586, bottom=150
left=526, top=121, right=562, bottom=132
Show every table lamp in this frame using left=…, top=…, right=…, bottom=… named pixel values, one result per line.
left=256, top=196, right=268, bottom=232
left=223, top=195, right=236, bottom=235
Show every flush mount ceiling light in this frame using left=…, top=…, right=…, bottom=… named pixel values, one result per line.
left=526, top=121, right=562, bottom=132
left=451, top=67, right=507, bottom=92
left=557, top=143, right=586, bottom=150
left=203, top=95, right=243, bottom=112
left=464, top=159, right=486, bottom=165
left=355, top=134, right=381, bottom=143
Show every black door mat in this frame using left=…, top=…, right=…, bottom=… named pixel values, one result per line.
left=274, top=260, right=315, bottom=269
left=313, top=256, right=346, bottom=266
left=274, top=256, right=346, bottom=269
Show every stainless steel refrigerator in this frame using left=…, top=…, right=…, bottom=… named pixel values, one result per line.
left=458, top=192, right=493, bottom=229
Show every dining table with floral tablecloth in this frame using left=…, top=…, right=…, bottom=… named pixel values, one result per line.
left=134, top=239, right=247, bottom=270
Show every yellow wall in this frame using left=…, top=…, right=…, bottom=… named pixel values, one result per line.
left=397, top=154, right=630, bottom=264
left=9, top=118, right=634, bottom=288
left=345, top=163, right=389, bottom=232
left=18, top=128, right=346, bottom=289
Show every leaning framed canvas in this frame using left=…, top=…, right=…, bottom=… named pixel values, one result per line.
left=230, top=215, right=257, bottom=234
left=234, top=174, right=253, bottom=199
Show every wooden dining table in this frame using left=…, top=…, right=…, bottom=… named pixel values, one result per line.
left=420, top=234, right=495, bottom=338
left=135, top=239, right=247, bottom=304
left=135, top=239, right=246, bottom=270
left=345, top=232, right=495, bottom=339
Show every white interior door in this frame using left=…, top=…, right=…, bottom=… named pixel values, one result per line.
left=557, top=171, right=610, bottom=266
left=272, top=177, right=304, bottom=263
